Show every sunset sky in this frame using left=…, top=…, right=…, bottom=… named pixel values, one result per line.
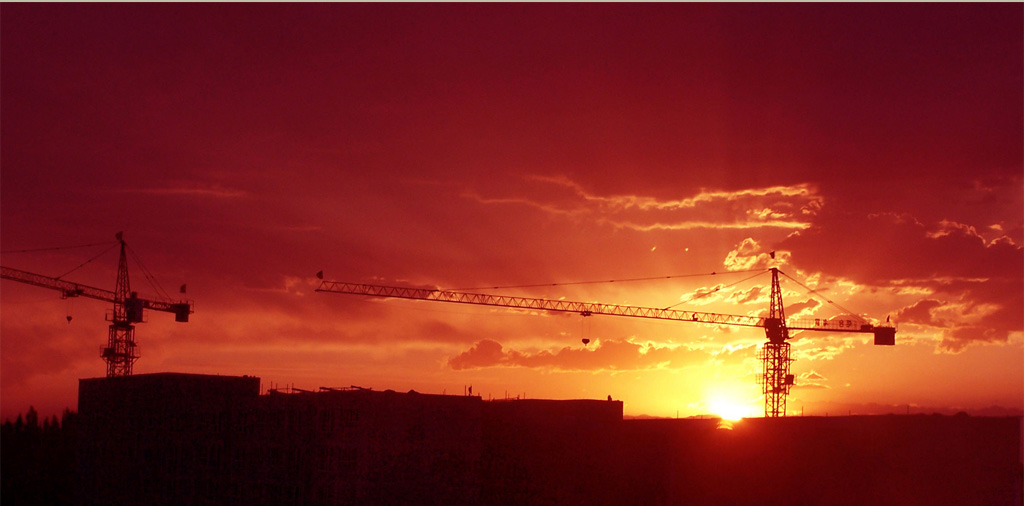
left=2, top=3, right=1021, bottom=421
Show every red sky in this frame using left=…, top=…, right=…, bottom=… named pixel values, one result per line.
left=2, top=3, right=1021, bottom=420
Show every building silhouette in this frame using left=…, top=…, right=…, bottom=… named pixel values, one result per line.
left=74, top=373, right=1021, bottom=505
left=77, top=373, right=492, bottom=505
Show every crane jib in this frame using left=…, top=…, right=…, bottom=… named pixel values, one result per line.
left=318, top=281, right=765, bottom=328
left=1, top=266, right=194, bottom=321
left=316, top=281, right=894, bottom=338
left=317, top=273, right=896, bottom=418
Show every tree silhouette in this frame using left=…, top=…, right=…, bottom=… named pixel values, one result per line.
left=1, top=407, right=76, bottom=505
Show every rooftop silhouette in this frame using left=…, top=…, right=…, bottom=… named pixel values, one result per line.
left=63, top=372, right=1022, bottom=505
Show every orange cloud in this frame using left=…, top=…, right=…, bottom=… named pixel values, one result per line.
left=794, top=370, right=830, bottom=390
left=121, top=182, right=249, bottom=199
left=466, top=176, right=821, bottom=232
left=722, top=238, right=792, bottom=271
left=786, top=298, right=822, bottom=318
left=601, top=219, right=811, bottom=231
left=527, top=175, right=819, bottom=211
left=793, top=337, right=856, bottom=362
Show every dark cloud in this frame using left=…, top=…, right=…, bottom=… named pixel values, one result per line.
left=681, top=284, right=726, bottom=305
left=448, top=339, right=706, bottom=372
left=723, top=238, right=792, bottom=271
left=447, top=340, right=510, bottom=370
left=941, top=326, right=1009, bottom=353
left=782, top=211, right=1022, bottom=286
left=783, top=210, right=1023, bottom=350
left=727, top=286, right=764, bottom=305
left=0, top=319, right=97, bottom=388
left=803, top=371, right=826, bottom=381
left=708, top=344, right=759, bottom=365
left=791, top=370, right=830, bottom=390
left=896, top=299, right=946, bottom=326
left=786, top=298, right=822, bottom=317
left=801, top=401, right=1023, bottom=417
left=792, top=384, right=829, bottom=390
left=892, top=292, right=1020, bottom=353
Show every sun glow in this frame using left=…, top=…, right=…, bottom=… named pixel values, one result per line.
left=703, top=383, right=760, bottom=421
left=709, top=398, right=757, bottom=421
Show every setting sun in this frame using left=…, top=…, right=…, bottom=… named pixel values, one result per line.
left=709, top=398, right=757, bottom=421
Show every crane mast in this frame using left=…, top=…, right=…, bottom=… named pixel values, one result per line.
left=1, top=233, right=193, bottom=377
left=106, top=237, right=138, bottom=377
left=316, top=268, right=895, bottom=417
left=760, top=267, right=793, bottom=418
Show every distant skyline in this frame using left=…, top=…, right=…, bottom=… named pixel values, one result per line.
left=2, top=3, right=1021, bottom=420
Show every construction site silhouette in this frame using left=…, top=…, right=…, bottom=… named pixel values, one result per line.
left=2, top=372, right=1001, bottom=505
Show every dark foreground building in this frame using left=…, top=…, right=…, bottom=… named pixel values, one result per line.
left=77, top=373, right=487, bottom=505
left=75, top=373, right=1021, bottom=506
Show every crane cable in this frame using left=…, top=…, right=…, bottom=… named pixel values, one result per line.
left=1, top=239, right=120, bottom=280
left=778, top=270, right=863, bottom=321
left=448, top=269, right=765, bottom=292
left=661, top=269, right=768, bottom=310
left=54, top=242, right=121, bottom=280
left=1, top=240, right=117, bottom=255
left=3, top=238, right=177, bottom=303
left=126, top=244, right=173, bottom=302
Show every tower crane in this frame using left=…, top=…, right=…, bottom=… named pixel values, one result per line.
left=1, top=233, right=193, bottom=377
left=315, top=268, right=895, bottom=417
